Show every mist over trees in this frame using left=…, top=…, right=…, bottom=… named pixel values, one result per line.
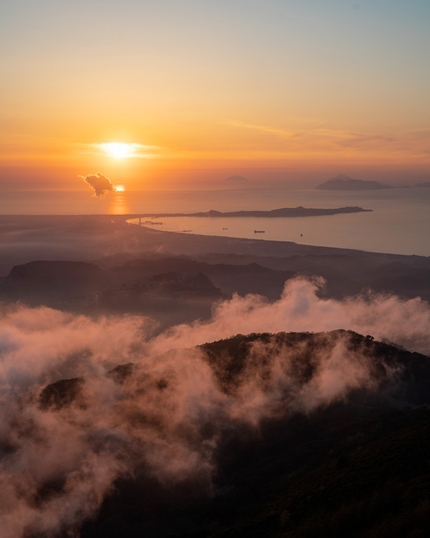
left=1, top=216, right=430, bottom=537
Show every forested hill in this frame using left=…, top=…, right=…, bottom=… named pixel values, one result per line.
left=28, top=330, right=430, bottom=538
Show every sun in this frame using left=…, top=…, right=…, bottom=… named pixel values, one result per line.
left=101, top=142, right=133, bottom=159
left=93, top=141, right=157, bottom=160
left=115, top=185, right=125, bottom=192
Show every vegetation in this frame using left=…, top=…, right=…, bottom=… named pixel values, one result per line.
left=77, top=331, right=430, bottom=538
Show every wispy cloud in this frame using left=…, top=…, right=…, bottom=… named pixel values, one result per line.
left=223, top=120, right=294, bottom=138
left=223, top=121, right=430, bottom=158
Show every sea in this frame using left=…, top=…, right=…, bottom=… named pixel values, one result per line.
left=1, top=187, right=430, bottom=257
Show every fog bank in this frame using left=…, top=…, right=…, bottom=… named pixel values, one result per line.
left=1, top=277, right=429, bottom=537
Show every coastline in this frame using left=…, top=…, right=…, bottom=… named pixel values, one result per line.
left=0, top=214, right=429, bottom=279
left=1, top=213, right=429, bottom=306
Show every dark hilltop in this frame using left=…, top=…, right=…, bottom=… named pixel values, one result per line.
left=9, top=330, right=430, bottom=538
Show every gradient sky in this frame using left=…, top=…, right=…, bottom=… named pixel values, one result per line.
left=1, top=0, right=430, bottom=189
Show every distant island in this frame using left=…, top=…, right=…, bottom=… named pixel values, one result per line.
left=317, top=174, right=392, bottom=190
left=415, top=181, right=430, bottom=188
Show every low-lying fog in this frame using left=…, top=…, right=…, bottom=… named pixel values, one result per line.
left=1, top=276, right=430, bottom=537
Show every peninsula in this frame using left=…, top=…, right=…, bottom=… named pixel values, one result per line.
left=138, top=206, right=371, bottom=218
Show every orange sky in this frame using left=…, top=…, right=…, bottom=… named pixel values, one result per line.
left=1, top=1, right=430, bottom=190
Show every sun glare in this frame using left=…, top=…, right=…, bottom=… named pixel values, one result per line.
left=115, top=185, right=125, bottom=192
left=102, top=142, right=133, bottom=159
left=93, top=141, right=158, bottom=160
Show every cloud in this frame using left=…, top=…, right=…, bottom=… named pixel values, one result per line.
left=79, top=172, right=114, bottom=197
left=224, top=120, right=430, bottom=158
left=151, top=276, right=430, bottom=357
left=1, top=277, right=430, bottom=536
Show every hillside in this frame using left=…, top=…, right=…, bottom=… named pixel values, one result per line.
left=9, top=330, right=429, bottom=538
left=2, top=253, right=430, bottom=318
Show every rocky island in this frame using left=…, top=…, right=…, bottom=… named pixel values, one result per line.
left=317, top=173, right=392, bottom=190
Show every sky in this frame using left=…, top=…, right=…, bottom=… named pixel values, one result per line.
left=1, top=0, right=430, bottom=190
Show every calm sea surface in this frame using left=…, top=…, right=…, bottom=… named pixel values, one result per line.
left=1, top=188, right=429, bottom=256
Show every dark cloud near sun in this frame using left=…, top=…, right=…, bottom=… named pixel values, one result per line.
left=79, top=172, right=114, bottom=197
